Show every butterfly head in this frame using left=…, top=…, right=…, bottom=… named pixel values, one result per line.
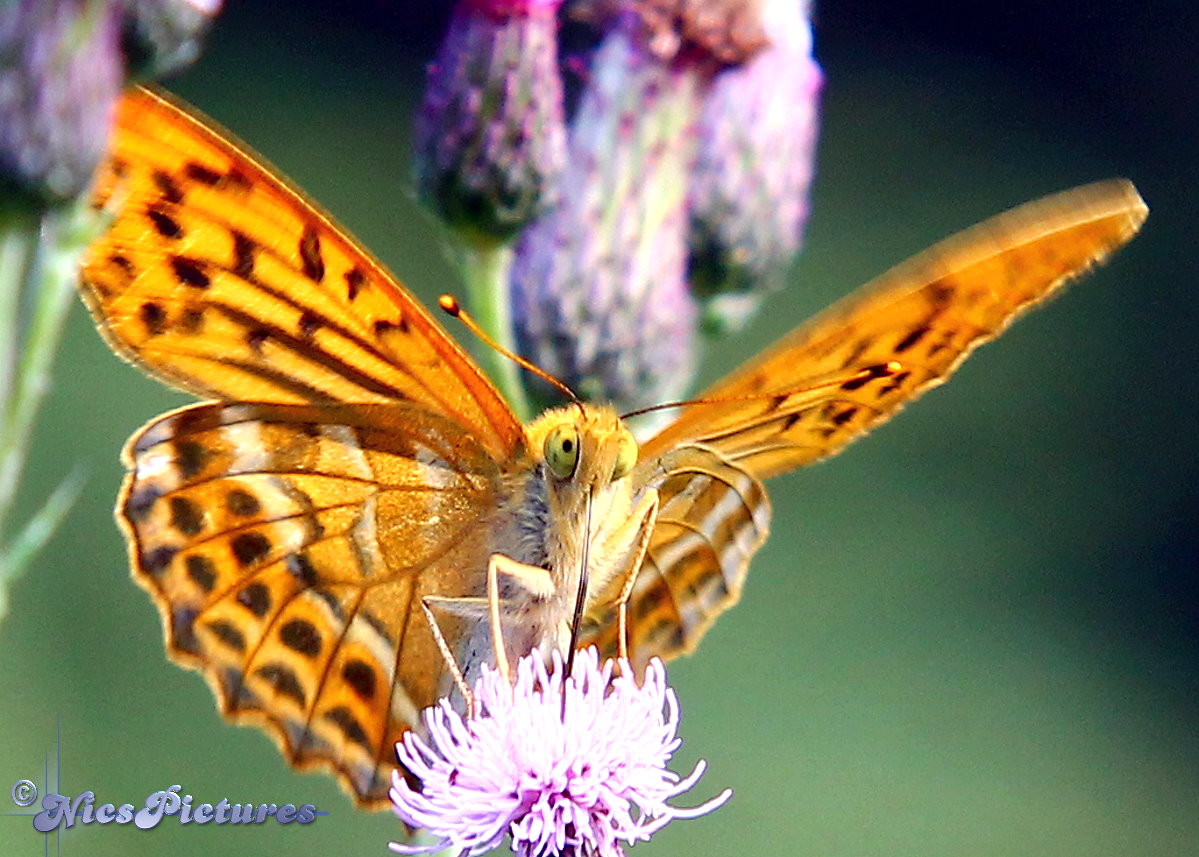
left=528, top=404, right=639, bottom=497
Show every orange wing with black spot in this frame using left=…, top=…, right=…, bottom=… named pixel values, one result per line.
left=80, top=87, right=526, bottom=807
left=643, top=180, right=1147, bottom=477
left=81, top=86, right=522, bottom=461
left=589, top=180, right=1147, bottom=666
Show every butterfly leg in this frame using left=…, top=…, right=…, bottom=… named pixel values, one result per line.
left=609, top=490, right=660, bottom=663
left=487, top=553, right=554, bottom=684
left=419, top=597, right=475, bottom=715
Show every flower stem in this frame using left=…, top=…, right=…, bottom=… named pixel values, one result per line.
left=0, top=197, right=100, bottom=607
left=0, top=211, right=37, bottom=430
left=459, top=241, right=532, bottom=422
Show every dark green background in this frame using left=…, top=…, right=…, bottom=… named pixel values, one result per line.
left=3, top=2, right=1196, bottom=855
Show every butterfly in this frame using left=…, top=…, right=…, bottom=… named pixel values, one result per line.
left=80, top=86, right=1147, bottom=808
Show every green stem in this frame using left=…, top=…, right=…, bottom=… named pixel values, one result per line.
left=460, top=241, right=532, bottom=422
left=0, top=469, right=85, bottom=621
left=0, top=211, right=38, bottom=436
left=0, top=198, right=98, bottom=586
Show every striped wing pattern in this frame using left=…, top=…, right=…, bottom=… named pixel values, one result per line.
left=620, top=180, right=1146, bottom=663
left=121, top=401, right=500, bottom=805
left=643, top=180, right=1148, bottom=478
left=581, top=444, right=770, bottom=666
left=80, top=87, right=521, bottom=462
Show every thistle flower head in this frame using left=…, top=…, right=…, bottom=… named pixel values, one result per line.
left=0, top=0, right=124, bottom=208
left=0, top=0, right=221, bottom=211
left=120, top=0, right=225, bottom=79
left=415, top=0, right=568, bottom=241
left=390, top=648, right=730, bottom=857
left=687, top=0, right=821, bottom=332
left=510, top=16, right=702, bottom=413
left=570, top=0, right=770, bottom=64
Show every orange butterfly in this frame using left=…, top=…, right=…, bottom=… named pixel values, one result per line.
left=80, top=86, right=1147, bottom=807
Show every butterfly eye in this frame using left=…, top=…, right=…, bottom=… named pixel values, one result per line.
left=611, top=432, right=638, bottom=480
left=544, top=425, right=580, bottom=479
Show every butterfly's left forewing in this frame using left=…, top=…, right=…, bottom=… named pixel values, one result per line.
left=612, top=180, right=1147, bottom=665
left=82, top=86, right=522, bottom=461
left=644, top=179, right=1147, bottom=477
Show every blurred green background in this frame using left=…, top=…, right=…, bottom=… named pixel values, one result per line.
left=2, top=2, right=1196, bottom=855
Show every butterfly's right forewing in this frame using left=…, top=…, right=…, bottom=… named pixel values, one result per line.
left=619, top=180, right=1147, bottom=664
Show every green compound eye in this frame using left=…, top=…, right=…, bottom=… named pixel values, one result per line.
left=544, top=425, right=580, bottom=479
left=611, top=432, right=637, bottom=480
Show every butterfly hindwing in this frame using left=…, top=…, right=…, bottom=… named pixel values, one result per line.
left=581, top=444, right=770, bottom=666
left=121, top=401, right=501, bottom=805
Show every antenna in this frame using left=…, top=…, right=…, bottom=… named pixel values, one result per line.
left=618, top=361, right=903, bottom=421
left=438, top=295, right=582, bottom=409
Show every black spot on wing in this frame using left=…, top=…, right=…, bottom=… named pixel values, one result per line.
left=237, top=582, right=272, bottom=617
left=231, top=230, right=257, bottom=279
left=254, top=663, right=306, bottom=708
left=185, top=554, right=218, bottom=592
left=894, top=326, right=930, bottom=354
left=169, top=496, right=205, bottom=536
left=342, top=659, right=376, bottom=701
left=183, top=162, right=223, bottom=186
left=140, top=302, right=167, bottom=336
left=832, top=406, right=858, bottom=426
left=206, top=619, right=246, bottom=652
left=171, top=255, right=211, bottom=289
left=110, top=253, right=136, bottom=282
left=179, top=306, right=205, bottom=334
left=299, top=225, right=325, bottom=282
left=323, top=705, right=370, bottom=750
left=152, top=169, right=183, bottom=203
left=280, top=618, right=321, bottom=657
left=174, top=440, right=209, bottom=479
left=231, top=532, right=272, bottom=568
left=226, top=489, right=261, bottom=517
left=147, top=203, right=183, bottom=239
left=345, top=267, right=366, bottom=300
left=298, top=311, right=322, bottom=339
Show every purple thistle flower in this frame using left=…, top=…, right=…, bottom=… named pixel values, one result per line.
left=510, top=16, right=703, bottom=413
left=0, top=0, right=222, bottom=211
left=415, top=0, right=568, bottom=241
left=121, top=0, right=224, bottom=79
left=687, top=0, right=822, bottom=332
left=574, top=0, right=771, bottom=64
left=390, top=647, right=730, bottom=857
left=0, top=0, right=124, bottom=208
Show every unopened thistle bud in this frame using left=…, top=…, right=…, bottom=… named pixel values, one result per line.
left=415, top=0, right=568, bottom=242
left=0, top=0, right=222, bottom=212
left=0, top=0, right=124, bottom=209
left=120, top=0, right=224, bottom=79
left=687, top=0, right=821, bottom=332
left=511, top=16, right=702, bottom=412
